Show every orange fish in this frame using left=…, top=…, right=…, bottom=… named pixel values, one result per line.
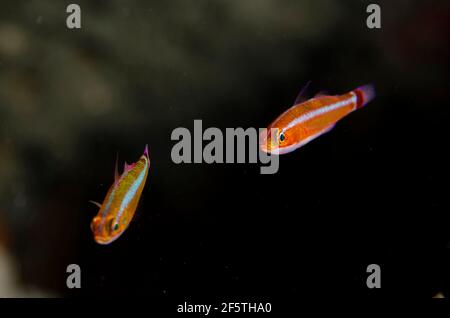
left=260, top=84, right=375, bottom=154
left=90, top=145, right=150, bottom=244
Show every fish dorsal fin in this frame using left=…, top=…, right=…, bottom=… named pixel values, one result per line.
left=293, top=81, right=312, bottom=105
left=114, top=153, right=119, bottom=182
left=314, top=91, right=328, bottom=98
left=89, top=200, right=102, bottom=209
left=124, top=161, right=134, bottom=172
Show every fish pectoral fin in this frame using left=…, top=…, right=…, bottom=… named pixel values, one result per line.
left=89, top=200, right=102, bottom=209
left=293, top=81, right=312, bottom=105
left=124, top=161, right=135, bottom=172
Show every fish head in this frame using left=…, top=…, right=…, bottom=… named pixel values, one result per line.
left=91, top=214, right=125, bottom=245
left=260, top=126, right=290, bottom=154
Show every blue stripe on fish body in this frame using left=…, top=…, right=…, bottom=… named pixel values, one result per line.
left=115, top=158, right=148, bottom=223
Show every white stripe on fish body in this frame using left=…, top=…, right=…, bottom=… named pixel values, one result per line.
left=285, top=93, right=357, bottom=131
left=115, top=157, right=149, bottom=223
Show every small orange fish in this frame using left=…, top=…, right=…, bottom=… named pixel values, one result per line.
left=90, top=145, right=150, bottom=244
left=260, top=84, right=375, bottom=154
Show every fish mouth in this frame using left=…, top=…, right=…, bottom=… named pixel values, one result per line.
left=260, top=145, right=281, bottom=155
left=259, top=130, right=270, bottom=153
left=94, top=235, right=116, bottom=245
left=94, top=230, right=125, bottom=244
left=259, top=136, right=276, bottom=154
left=260, top=127, right=281, bottom=154
left=260, top=143, right=271, bottom=153
left=259, top=140, right=267, bottom=152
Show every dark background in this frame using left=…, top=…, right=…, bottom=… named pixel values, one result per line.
left=0, top=0, right=449, bottom=299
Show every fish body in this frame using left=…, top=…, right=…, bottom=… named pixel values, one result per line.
left=260, top=85, right=375, bottom=154
left=90, top=145, right=150, bottom=244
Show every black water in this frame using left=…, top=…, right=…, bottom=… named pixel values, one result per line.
left=0, top=0, right=448, bottom=300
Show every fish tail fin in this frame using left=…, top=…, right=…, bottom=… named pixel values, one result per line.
left=354, top=84, right=375, bottom=109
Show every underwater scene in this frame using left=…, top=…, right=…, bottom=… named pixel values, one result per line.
left=0, top=0, right=449, bottom=307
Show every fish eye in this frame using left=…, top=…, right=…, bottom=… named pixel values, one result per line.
left=109, top=219, right=119, bottom=231
left=279, top=131, right=285, bottom=142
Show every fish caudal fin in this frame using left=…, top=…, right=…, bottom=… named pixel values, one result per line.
left=354, top=84, right=375, bottom=109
